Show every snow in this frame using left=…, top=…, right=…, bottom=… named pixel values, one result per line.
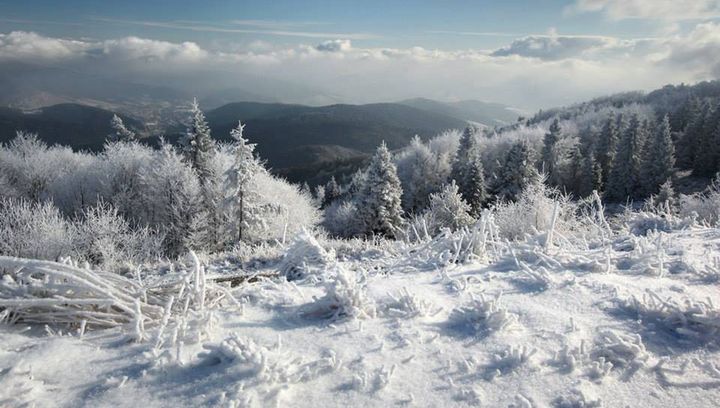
left=2, top=226, right=720, bottom=407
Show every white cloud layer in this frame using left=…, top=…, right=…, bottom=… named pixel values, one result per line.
left=1, top=24, right=719, bottom=109
left=569, top=0, right=720, bottom=20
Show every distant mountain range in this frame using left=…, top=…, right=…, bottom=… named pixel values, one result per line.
left=0, top=104, right=141, bottom=151
left=0, top=62, right=523, bottom=184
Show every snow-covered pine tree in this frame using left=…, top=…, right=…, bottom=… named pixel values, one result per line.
left=108, top=114, right=136, bottom=143
left=585, top=152, right=603, bottom=196
left=463, top=149, right=487, bottom=216
left=225, top=121, right=265, bottom=242
left=694, top=103, right=719, bottom=176
left=426, top=181, right=474, bottom=233
left=541, top=118, right=561, bottom=184
left=182, top=98, right=221, bottom=249
left=640, top=115, right=675, bottom=196
left=450, top=126, right=479, bottom=187
left=182, top=98, right=216, bottom=180
left=493, top=140, right=540, bottom=202
left=676, top=97, right=702, bottom=170
left=356, top=142, right=404, bottom=238
left=605, top=114, right=646, bottom=201
left=450, top=126, right=487, bottom=211
left=595, top=115, right=619, bottom=184
left=323, top=176, right=341, bottom=208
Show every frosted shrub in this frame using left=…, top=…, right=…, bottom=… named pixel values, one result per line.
left=493, top=180, right=579, bottom=243
left=199, top=334, right=268, bottom=372
left=449, top=293, right=519, bottom=335
left=620, top=291, right=720, bottom=343
left=489, top=345, right=537, bottom=375
left=423, top=181, right=475, bottom=236
left=384, top=287, right=438, bottom=318
left=73, top=201, right=163, bottom=270
left=323, top=200, right=363, bottom=238
left=278, top=230, right=336, bottom=281
left=301, top=265, right=376, bottom=320
left=0, top=198, right=74, bottom=261
left=591, top=330, right=647, bottom=369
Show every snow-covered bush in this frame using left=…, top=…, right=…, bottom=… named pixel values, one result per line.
left=493, top=179, right=579, bottom=243
left=488, top=345, right=537, bottom=375
left=449, top=293, right=519, bottom=335
left=278, top=230, right=335, bottom=281
left=678, top=190, right=720, bottom=227
left=301, top=265, right=376, bottom=320
left=620, top=291, right=720, bottom=343
left=323, top=200, right=364, bottom=238
left=384, top=287, right=439, bottom=318
left=591, top=330, right=647, bottom=369
left=73, top=201, right=163, bottom=269
left=422, top=181, right=475, bottom=236
left=0, top=198, right=75, bottom=261
left=253, top=171, right=321, bottom=243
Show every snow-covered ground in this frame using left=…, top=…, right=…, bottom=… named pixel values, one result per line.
left=1, top=226, right=720, bottom=407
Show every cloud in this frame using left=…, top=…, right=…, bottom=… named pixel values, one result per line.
left=568, top=0, right=720, bottom=20
left=663, top=22, right=720, bottom=77
left=315, top=39, right=352, bottom=52
left=0, top=26, right=718, bottom=109
left=0, top=31, right=87, bottom=60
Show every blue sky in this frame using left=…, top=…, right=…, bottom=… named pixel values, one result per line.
left=0, top=0, right=666, bottom=50
left=1, top=1, right=720, bottom=108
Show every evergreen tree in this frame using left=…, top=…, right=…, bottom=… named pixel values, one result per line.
left=676, top=97, right=702, bottom=170
left=182, top=99, right=216, bottom=180
left=463, top=149, right=487, bottom=216
left=108, top=114, right=136, bottom=143
left=225, top=121, right=265, bottom=242
left=595, top=115, right=619, bottom=184
left=356, top=142, right=404, bottom=238
left=694, top=103, right=719, bottom=176
left=323, top=176, right=341, bottom=207
left=585, top=152, right=603, bottom=195
left=640, top=115, right=676, bottom=196
left=450, top=126, right=479, bottom=187
left=450, top=126, right=488, bottom=210
left=426, top=181, right=474, bottom=232
left=493, top=141, right=540, bottom=202
left=182, top=99, right=221, bottom=249
left=605, top=114, right=646, bottom=201
left=541, top=118, right=561, bottom=184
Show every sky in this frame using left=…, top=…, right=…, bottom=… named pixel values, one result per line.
left=1, top=0, right=720, bottom=109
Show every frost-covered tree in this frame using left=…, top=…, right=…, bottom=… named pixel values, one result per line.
left=605, top=114, right=647, bottom=201
left=463, top=150, right=487, bottom=215
left=396, top=136, right=441, bottom=213
left=676, top=97, right=703, bottom=170
left=493, top=141, right=540, bottom=202
left=583, top=152, right=603, bottom=197
left=140, top=143, right=202, bottom=257
left=451, top=126, right=480, bottom=187
left=595, top=115, right=619, bottom=184
left=449, top=126, right=488, bottom=212
left=640, top=115, right=675, bottom=196
left=694, top=103, right=719, bottom=176
left=541, top=119, right=561, bottom=184
left=225, top=121, right=265, bottom=242
left=108, top=114, right=136, bottom=143
left=425, top=181, right=474, bottom=233
left=323, top=176, right=341, bottom=208
left=356, top=142, right=404, bottom=238
left=181, top=99, right=221, bottom=249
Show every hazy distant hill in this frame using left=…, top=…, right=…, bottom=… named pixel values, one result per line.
left=198, top=101, right=468, bottom=183
left=0, top=104, right=141, bottom=151
left=398, top=97, right=523, bottom=127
